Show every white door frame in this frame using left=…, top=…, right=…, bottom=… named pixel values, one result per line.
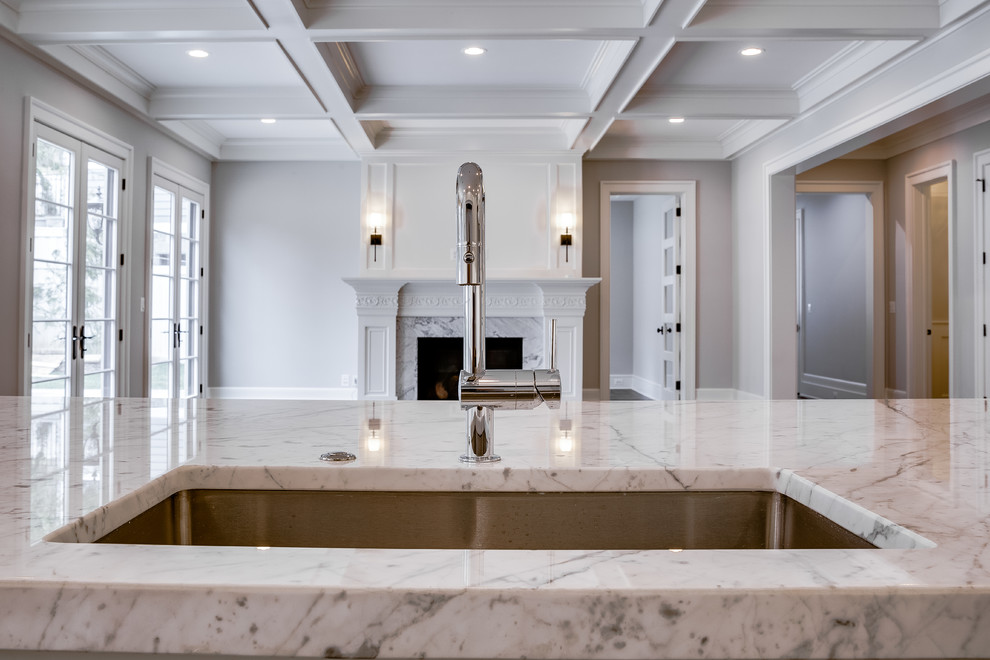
left=975, top=149, right=990, bottom=399
left=795, top=181, right=885, bottom=398
left=599, top=180, right=697, bottom=400
left=905, top=161, right=955, bottom=399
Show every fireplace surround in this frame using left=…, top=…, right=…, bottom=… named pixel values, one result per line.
left=344, top=278, right=599, bottom=401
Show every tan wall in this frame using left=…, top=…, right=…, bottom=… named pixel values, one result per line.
left=581, top=160, right=733, bottom=395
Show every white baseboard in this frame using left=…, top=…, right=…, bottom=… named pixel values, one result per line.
left=609, top=374, right=634, bottom=389
left=630, top=375, right=664, bottom=400
left=695, top=388, right=764, bottom=401
left=798, top=373, right=867, bottom=399
left=885, top=388, right=908, bottom=399
left=207, top=387, right=358, bottom=400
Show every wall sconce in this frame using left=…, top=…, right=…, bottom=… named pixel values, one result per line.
left=558, top=212, right=575, bottom=264
left=560, top=228, right=572, bottom=262
left=366, top=211, right=384, bottom=264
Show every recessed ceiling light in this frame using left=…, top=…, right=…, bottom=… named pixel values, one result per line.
left=463, top=46, right=486, bottom=56
left=669, top=117, right=685, bottom=124
left=740, top=47, right=765, bottom=57
left=260, top=118, right=277, bottom=124
left=186, top=49, right=210, bottom=58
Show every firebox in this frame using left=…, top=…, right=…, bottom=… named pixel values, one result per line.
left=417, top=337, right=523, bottom=400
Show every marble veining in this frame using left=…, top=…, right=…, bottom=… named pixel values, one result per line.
left=2, top=397, right=990, bottom=658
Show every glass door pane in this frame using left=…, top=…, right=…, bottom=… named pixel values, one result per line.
left=32, top=137, right=75, bottom=399
left=151, top=185, right=176, bottom=399
left=81, top=155, right=119, bottom=398
left=178, top=195, right=201, bottom=398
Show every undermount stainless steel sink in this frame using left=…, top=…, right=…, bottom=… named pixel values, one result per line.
left=52, top=490, right=877, bottom=550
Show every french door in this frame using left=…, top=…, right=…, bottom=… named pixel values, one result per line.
left=150, top=176, right=204, bottom=399
left=28, top=124, right=123, bottom=399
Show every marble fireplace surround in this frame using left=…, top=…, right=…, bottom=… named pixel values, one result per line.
left=344, top=278, right=600, bottom=401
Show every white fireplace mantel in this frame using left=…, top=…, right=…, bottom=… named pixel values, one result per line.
left=344, top=277, right=599, bottom=401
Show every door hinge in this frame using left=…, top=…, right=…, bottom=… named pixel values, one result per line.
left=121, top=178, right=126, bottom=191
left=675, top=380, right=681, bottom=391
left=927, top=328, right=932, bottom=335
left=676, top=322, right=681, bottom=332
left=979, top=178, right=987, bottom=193
left=676, top=265, right=681, bottom=275
left=200, top=267, right=204, bottom=277
left=118, top=328, right=123, bottom=341
left=201, top=209, right=205, bottom=220
left=200, top=325, right=203, bottom=335
left=199, top=384, right=203, bottom=394
left=119, top=253, right=125, bottom=267
left=984, top=324, right=987, bottom=337
left=31, top=142, right=35, bottom=158
left=28, top=237, right=33, bottom=254
left=675, top=207, right=682, bottom=217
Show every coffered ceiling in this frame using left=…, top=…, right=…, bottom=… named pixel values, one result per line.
left=2, top=0, right=988, bottom=161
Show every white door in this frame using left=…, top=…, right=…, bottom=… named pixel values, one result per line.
left=150, top=177, right=205, bottom=399
left=28, top=124, right=123, bottom=399
left=660, top=205, right=681, bottom=400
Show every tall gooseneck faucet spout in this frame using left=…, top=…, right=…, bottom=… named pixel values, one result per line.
left=455, top=162, right=561, bottom=463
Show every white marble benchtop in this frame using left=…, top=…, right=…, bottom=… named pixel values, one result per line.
left=1, top=396, right=989, bottom=658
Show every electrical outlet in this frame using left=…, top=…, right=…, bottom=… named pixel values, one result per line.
left=340, top=374, right=349, bottom=387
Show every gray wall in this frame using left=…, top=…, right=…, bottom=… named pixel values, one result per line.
left=0, top=34, right=211, bottom=396
left=797, top=193, right=869, bottom=394
left=609, top=201, right=634, bottom=376
left=582, top=160, right=734, bottom=395
left=209, top=161, right=361, bottom=391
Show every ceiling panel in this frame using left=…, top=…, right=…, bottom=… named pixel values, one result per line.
left=641, top=41, right=854, bottom=90
left=203, top=119, right=343, bottom=139
left=101, top=42, right=304, bottom=89
left=347, top=39, right=606, bottom=88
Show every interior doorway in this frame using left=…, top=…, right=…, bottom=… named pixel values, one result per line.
left=598, top=181, right=696, bottom=401
left=608, top=195, right=678, bottom=400
left=906, top=163, right=954, bottom=398
left=795, top=184, right=884, bottom=398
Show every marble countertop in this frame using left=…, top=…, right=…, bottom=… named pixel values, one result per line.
left=2, top=396, right=990, bottom=658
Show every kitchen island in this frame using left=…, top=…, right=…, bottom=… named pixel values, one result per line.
left=1, top=396, right=989, bottom=658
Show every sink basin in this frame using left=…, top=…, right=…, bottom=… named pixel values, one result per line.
left=52, top=489, right=877, bottom=550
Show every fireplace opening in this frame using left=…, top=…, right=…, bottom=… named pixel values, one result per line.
left=417, top=337, right=523, bottom=400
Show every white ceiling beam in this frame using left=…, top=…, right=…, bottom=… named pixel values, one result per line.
left=373, top=126, right=573, bottom=153
left=356, top=87, right=591, bottom=118
left=15, top=4, right=266, bottom=44
left=249, top=0, right=373, bottom=154
left=149, top=88, right=325, bottom=120
left=587, top=136, right=727, bottom=160
left=682, top=1, right=939, bottom=39
left=301, top=1, right=645, bottom=32
left=219, top=138, right=358, bottom=161
left=623, top=88, right=799, bottom=118
left=40, top=44, right=152, bottom=114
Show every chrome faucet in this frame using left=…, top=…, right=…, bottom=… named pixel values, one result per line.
left=455, top=162, right=561, bottom=463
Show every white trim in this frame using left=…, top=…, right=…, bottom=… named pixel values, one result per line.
left=599, top=180, right=697, bottom=401
left=630, top=375, right=664, bottom=401
left=21, top=98, right=134, bottom=396
left=797, top=373, right=869, bottom=399
left=207, top=387, right=358, bottom=400
left=796, top=181, right=886, bottom=398
left=975, top=148, right=990, bottom=398
left=886, top=388, right=909, bottom=399
left=905, top=161, right=955, bottom=398
left=609, top=374, right=633, bottom=389
left=696, top=388, right=763, bottom=401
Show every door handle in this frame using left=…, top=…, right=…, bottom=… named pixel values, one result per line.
left=71, top=325, right=79, bottom=360
left=658, top=327, right=664, bottom=334
left=79, top=324, right=95, bottom=356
